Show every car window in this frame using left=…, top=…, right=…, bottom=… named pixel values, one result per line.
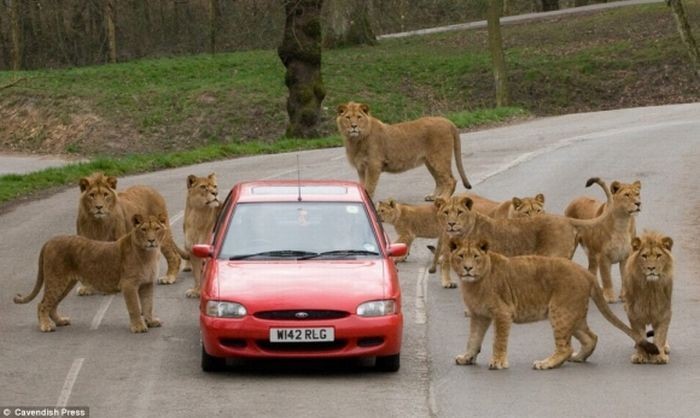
left=220, top=202, right=380, bottom=259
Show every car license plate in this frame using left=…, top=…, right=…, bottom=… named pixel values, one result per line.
left=269, top=327, right=334, bottom=343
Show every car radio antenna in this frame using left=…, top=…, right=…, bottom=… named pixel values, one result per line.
left=296, top=154, right=302, bottom=202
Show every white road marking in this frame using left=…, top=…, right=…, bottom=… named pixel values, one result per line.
left=415, top=267, right=428, bottom=325
left=90, top=295, right=115, bottom=330
left=169, top=210, right=184, bottom=224
left=56, top=358, right=84, bottom=408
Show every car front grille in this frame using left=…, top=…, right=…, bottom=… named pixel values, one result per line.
left=256, top=340, right=348, bottom=352
left=254, top=310, right=349, bottom=321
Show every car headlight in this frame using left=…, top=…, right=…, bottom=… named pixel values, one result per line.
left=357, top=300, right=396, bottom=317
left=205, top=301, right=247, bottom=318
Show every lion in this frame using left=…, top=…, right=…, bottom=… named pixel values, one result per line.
left=14, top=214, right=167, bottom=333
left=76, top=172, right=188, bottom=295
left=565, top=180, right=641, bottom=302
left=622, top=231, right=674, bottom=364
left=183, top=173, right=221, bottom=298
left=447, top=238, right=658, bottom=370
left=336, top=101, right=471, bottom=201
left=489, top=193, right=546, bottom=219
left=433, top=178, right=615, bottom=289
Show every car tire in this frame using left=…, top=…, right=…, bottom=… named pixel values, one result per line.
left=375, top=353, right=400, bottom=372
left=201, top=345, right=226, bottom=372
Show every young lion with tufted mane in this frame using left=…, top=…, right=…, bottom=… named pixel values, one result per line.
left=433, top=178, right=615, bottom=289
left=489, top=193, right=546, bottom=219
left=336, top=101, right=471, bottom=201
left=14, top=214, right=167, bottom=333
left=182, top=173, right=221, bottom=298
left=565, top=180, right=641, bottom=302
left=623, top=230, right=674, bottom=364
left=76, top=172, right=188, bottom=295
left=447, top=238, right=658, bottom=370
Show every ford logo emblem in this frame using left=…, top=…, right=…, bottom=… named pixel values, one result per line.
left=295, top=312, right=309, bottom=319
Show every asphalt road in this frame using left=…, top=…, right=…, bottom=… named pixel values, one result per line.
left=0, top=102, right=698, bottom=417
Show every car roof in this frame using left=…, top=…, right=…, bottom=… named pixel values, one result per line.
left=233, top=180, right=367, bottom=203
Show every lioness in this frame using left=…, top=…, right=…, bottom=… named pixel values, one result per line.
left=336, top=101, right=471, bottom=201
left=14, top=214, right=167, bottom=333
left=76, top=172, right=187, bottom=294
left=489, top=193, right=546, bottom=219
left=448, top=238, right=658, bottom=370
left=183, top=173, right=221, bottom=298
left=565, top=180, right=641, bottom=302
left=623, top=231, right=674, bottom=364
left=433, top=178, right=614, bottom=288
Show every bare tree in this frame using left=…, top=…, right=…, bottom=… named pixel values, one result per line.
left=541, top=0, right=559, bottom=11
left=278, top=0, right=327, bottom=138
left=9, top=0, right=21, bottom=70
left=104, top=0, right=117, bottom=63
left=208, top=0, right=220, bottom=54
left=487, top=0, right=510, bottom=106
left=667, top=0, right=699, bottom=78
left=323, top=0, right=376, bottom=48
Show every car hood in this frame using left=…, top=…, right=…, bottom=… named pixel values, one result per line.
left=209, top=260, right=389, bottom=311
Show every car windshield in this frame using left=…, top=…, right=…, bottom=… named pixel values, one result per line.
left=220, top=202, right=381, bottom=260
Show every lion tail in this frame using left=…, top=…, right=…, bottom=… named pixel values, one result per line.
left=589, top=278, right=659, bottom=355
left=174, top=239, right=190, bottom=260
left=452, top=125, right=472, bottom=190
left=14, top=246, right=46, bottom=304
left=566, top=177, right=614, bottom=230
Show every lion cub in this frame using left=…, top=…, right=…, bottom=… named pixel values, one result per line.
left=448, top=238, right=658, bottom=370
left=183, top=173, right=221, bottom=298
left=488, top=193, right=546, bottom=219
left=623, top=231, right=674, bottom=364
left=14, top=214, right=167, bottom=333
left=565, top=180, right=641, bottom=302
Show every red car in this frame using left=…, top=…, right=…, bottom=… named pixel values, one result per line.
left=194, top=180, right=407, bottom=372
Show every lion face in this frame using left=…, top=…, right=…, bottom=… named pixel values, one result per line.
left=187, top=173, right=220, bottom=209
left=434, top=195, right=476, bottom=237
left=512, top=194, right=545, bottom=218
left=611, top=180, right=641, bottom=215
left=79, top=173, right=118, bottom=219
left=631, top=231, right=673, bottom=282
left=132, top=214, right=168, bottom=251
left=376, top=199, right=400, bottom=224
left=448, top=239, right=491, bottom=283
left=336, top=102, right=371, bottom=139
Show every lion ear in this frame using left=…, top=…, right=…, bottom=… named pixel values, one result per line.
left=79, top=177, right=90, bottom=192
left=611, top=181, right=621, bottom=194
left=105, top=176, right=118, bottom=190
left=631, top=237, right=642, bottom=251
left=187, top=175, right=197, bottom=189
left=512, top=197, right=523, bottom=210
left=459, top=196, right=473, bottom=211
left=661, top=236, right=673, bottom=251
left=132, top=214, right=144, bottom=227
left=535, top=193, right=545, bottom=204
left=157, top=213, right=168, bottom=225
left=448, top=238, right=462, bottom=253
left=434, top=197, right=447, bottom=210
left=633, top=180, right=641, bottom=190
left=478, top=240, right=489, bottom=253
left=208, top=172, right=217, bottom=181
left=359, top=103, right=370, bottom=115
left=388, top=198, right=396, bottom=208
left=336, top=104, right=348, bottom=116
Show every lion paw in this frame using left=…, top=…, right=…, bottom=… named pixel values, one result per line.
left=650, top=353, right=669, bottom=365
left=631, top=353, right=649, bottom=364
left=488, top=357, right=509, bottom=370
left=145, top=318, right=162, bottom=328
left=603, top=289, right=617, bottom=304
left=54, top=317, right=71, bottom=327
left=182, top=261, right=192, bottom=272
left=130, top=320, right=149, bottom=333
left=39, top=322, right=56, bottom=332
left=455, top=353, right=477, bottom=365
left=76, top=285, right=96, bottom=296
left=185, top=288, right=200, bottom=299
left=158, top=275, right=177, bottom=285
left=533, top=359, right=557, bottom=370
left=442, top=282, right=457, bottom=289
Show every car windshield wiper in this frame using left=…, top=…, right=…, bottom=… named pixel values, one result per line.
left=229, top=250, right=319, bottom=260
left=299, top=249, right=380, bottom=259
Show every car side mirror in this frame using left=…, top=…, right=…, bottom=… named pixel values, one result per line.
left=387, top=243, right=407, bottom=258
left=192, top=244, right=214, bottom=258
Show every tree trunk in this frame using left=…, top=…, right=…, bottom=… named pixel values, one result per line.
left=323, top=0, right=376, bottom=48
left=104, top=0, right=117, bottom=63
left=208, top=0, right=220, bottom=54
left=487, top=0, right=510, bottom=107
left=9, top=0, right=21, bottom=70
left=541, top=0, right=560, bottom=11
left=668, top=0, right=700, bottom=78
left=278, top=0, right=327, bottom=138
